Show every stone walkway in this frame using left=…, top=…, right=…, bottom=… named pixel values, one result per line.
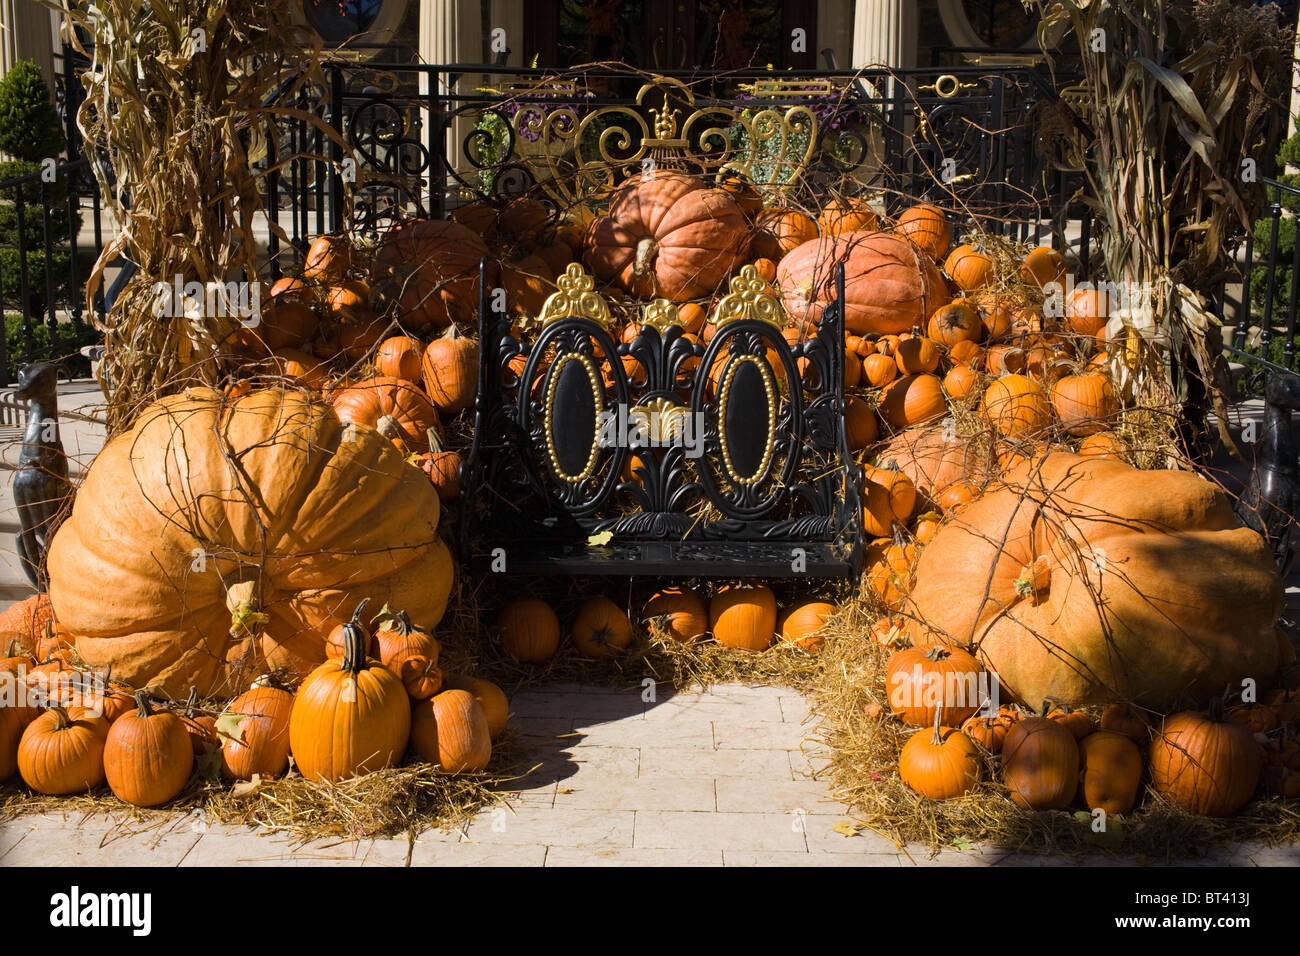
left=1, top=382, right=1297, bottom=866
left=2, top=681, right=1297, bottom=867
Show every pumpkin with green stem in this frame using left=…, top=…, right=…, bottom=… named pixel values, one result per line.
left=886, top=643, right=983, bottom=727
left=899, top=706, right=982, bottom=800
left=372, top=607, right=442, bottom=700
left=289, top=603, right=411, bottom=782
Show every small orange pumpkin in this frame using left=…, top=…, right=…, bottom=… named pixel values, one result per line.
left=571, top=596, right=633, bottom=660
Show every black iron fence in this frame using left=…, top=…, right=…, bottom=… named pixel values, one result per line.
left=256, top=59, right=1094, bottom=276
left=0, top=156, right=105, bottom=386
left=1229, top=176, right=1300, bottom=393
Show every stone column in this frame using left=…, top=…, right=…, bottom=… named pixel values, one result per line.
left=419, top=0, right=484, bottom=204
left=851, top=0, right=917, bottom=70
left=0, top=0, right=56, bottom=85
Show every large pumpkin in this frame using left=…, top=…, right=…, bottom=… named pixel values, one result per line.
left=777, top=231, right=948, bottom=334
left=877, top=423, right=993, bottom=499
left=907, top=453, right=1282, bottom=709
left=1149, top=700, right=1264, bottom=817
left=372, top=219, right=488, bottom=329
left=46, top=388, right=454, bottom=697
left=584, top=174, right=749, bottom=301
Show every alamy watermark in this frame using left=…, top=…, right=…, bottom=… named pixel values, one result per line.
left=151, top=276, right=262, bottom=327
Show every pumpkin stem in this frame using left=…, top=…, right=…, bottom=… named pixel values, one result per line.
left=1207, top=696, right=1227, bottom=723
left=184, top=687, right=198, bottom=718
left=924, top=646, right=952, bottom=663
left=134, top=690, right=154, bottom=719
left=48, top=703, right=71, bottom=730
left=633, top=236, right=658, bottom=278
left=427, top=427, right=445, bottom=454
left=227, top=580, right=269, bottom=639
left=931, top=704, right=944, bottom=746
left=392, top=610, right=414, bottom=636
left=341, top=600, right=372, bottom=675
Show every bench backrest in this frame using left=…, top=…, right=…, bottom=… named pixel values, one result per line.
left=461, top=260, right=863, bottom=570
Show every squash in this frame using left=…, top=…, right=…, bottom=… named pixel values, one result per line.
left=1078, top=731, right=1142, bottom=815
left=571, top=596, right=633, bottom=660
left=501, top=254, right=556, bottom=318
left=1077, top=430, right=1127, bottom=460
left=441, top=673, right=510, bottom=739
left=926, top=300, right=982, bottom=347
left=17, top=703, right=107, bottom=795
left=375, top=335, right=425, bottom=382
left=498, top=598, right=560, bottom=664
left=750, top=207, right=819, bottom=261
left=372, top=218, right=489, bottom=329
left=302, top=234, right=353, bottom=283
left=414, top=428, right=463, bottom=503
left=709, top=585, right=776, bottom=651
left=1051, top=371, right=1119, bottom=436
left=421, top=324, right=479, bottom=415
left=372, top=609, right=442, bottom=700
left=818, top=196, right=879, bottom=236
left=981, top=373, right=1053, bottom=438
left=410, top=688, right=491, bottom=773
left=886, top=644, right=983, bottom=727
left=877, top=423, right=992, bottom=499
left=1019, top=246, right=1066, bottom=290
left=878, top=373, right=947, bottom=430
left=899, top=709, right=981, bottom=799
left=845, top=397, right=879, bottom=451
left=219, top=686, right=294, bottom=780
left=642, top=588, right=709, bottom=643
left=961, top=710, right=1015, bottom=754
left=332, top=376, right=442, bottom=453
left=1099, top=702, right=1148, bottom=742
left=944, top=244, right=994, bottom=292
left=778, top=601, right=835, bottom=652
left=46, top=388, right=454, bottom=697
left=0, top=593, right=54, bottom=656
left=1065, top=287, right=1110, bottom=338
left=1150, top=700, right=1264, bottom=817
left=778, top=231, right=948, bottom=335
left=894, top=204, right=952, bottom=261
left=288, top=612, right=411, bottom=782
left=861, top=463, right=917, bottom=538
left=907, top=452, right=1282, bottom=709
left=861, top=352, right=899, bottom=388
left=865, top=539, right=917, bottom=608
left=104, top=692, right=194, bottom=806
left=894, top=336, right=940, bottom=375
left=584, top=174, right=749, bottom=301
left=1000, top=715, right=1079, bottom=810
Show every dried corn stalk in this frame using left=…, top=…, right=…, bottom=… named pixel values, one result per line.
left=43, top=1, right=341, bottom=431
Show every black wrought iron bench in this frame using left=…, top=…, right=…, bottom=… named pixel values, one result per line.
left=460, top=260, right=864, bottom=578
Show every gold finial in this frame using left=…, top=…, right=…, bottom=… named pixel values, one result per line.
left=709, top=264, right=786, bottom=329
left=650, top=106, right=679, bottom=139
left=640, top=298, right=681, bottom=333
left=534, top=262, right=615, bottom=329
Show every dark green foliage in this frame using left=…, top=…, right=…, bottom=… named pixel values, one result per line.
left=3, top=312, right=100, bottom=379
left=0, top=160, right=77, bottom=249
left=0, top=247, right=97, bottom=316
left=1249, top=125, right=1300, bottom=320
left=0, top=61, right=65, bottom=163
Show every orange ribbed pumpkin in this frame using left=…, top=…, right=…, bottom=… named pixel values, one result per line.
left=818, top=196, right=880, bottom=236
left=778, top=231, right=948, bottom=334
left=944, top=244, right=994, bottom=292
left=861, top=463, right=918, bottom=538
left=584, top=174, right=749, bottom=301
left=372, top=219, right=489, bottom=329
left=709, top=585, right=776, bottom=651
left=751, top=207, right=819, bottom=260
left=332, top=376, right=441, bottom=453
left=878, top=373, right=947, bottom=430
left=498, top=598, right=560, bottom=663
left=894, top=204, right=952, bottom=261
left=410, top=688, right=492, bottom=773
left=375, top=335, right=424, bottom=382
left=642, top=588, right=709, bottom=643
left=421, top=324, right=478, bottom=415
left=778, top=601, right=836, bottom=652
left=1051, top=371, right=1119, bottom=436
left=981, top=374, right=1053, bottom=438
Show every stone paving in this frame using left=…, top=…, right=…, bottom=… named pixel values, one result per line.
left=1, top=382, right=1297, bottom=866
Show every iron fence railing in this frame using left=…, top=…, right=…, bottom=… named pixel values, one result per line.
left=1228, top=176, right=1300, bottom=393
left=255, top=59, right=1094, bottom=277
left=0, top=157, right=106, bottom=386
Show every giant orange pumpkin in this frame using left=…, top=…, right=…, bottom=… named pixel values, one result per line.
left=777, top=231, right=948, bottom=335
left=372, top=219, right=489, bottom=329
left=878, top=423, right=993, bottom=499
left=46, top=388, right=454, bottom=697
left=907, top=453, right=1282, bottom=709
left=584, top=174, right=749, bottom=301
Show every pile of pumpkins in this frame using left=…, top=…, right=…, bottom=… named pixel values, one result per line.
left=496, top=586, right=841, bottom=663
left=0, top=597, right=509, bottom=807
left=880, top=641, right=1300, bottom=817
